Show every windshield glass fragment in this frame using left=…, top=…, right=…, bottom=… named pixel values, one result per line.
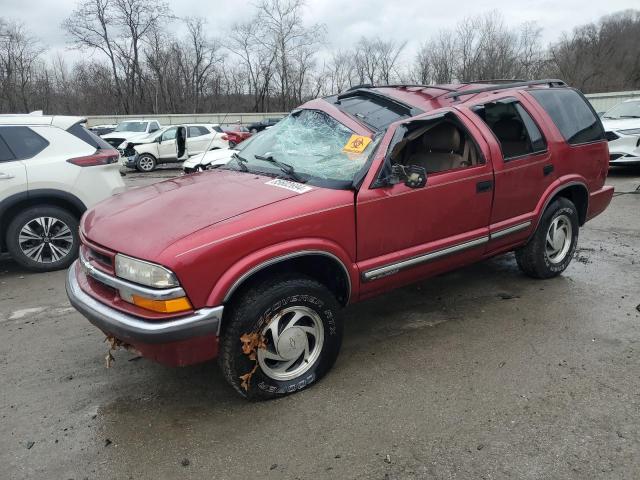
left=235, top=109, right=377, bottom=185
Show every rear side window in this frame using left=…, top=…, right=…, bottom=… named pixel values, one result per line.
left=473, top=100, right=546, bottom=160
left=212, top=125, right=223, bottom=133
left=0, top=126, right=49, bottom=160
left=0, top=135, right=15, bottom=162
left=188, top=126, right=209, bottom=137
left=67, top=123, right=113, bottom=150
left=528, top=89, right=605, bottom=145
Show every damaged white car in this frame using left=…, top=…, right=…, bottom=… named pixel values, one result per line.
left=182, top=146, right=237, bottom=173
left=601, top=99, right=640, bottom=166
left=121, top=124, right=230, bottom=172
left=101, top=120, right=162, bottom=149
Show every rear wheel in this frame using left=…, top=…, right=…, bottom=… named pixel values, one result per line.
left=6, top=206, right=79, bottom=272
left=516, top=197, right=579, bottom=279
left=136, top=154, right=156, bottom=172
left=219, top=275, right=343, bottom=400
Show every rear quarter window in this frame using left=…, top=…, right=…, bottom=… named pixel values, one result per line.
left=528, top=88, right=605, bottom=145
left=67, top=123, right=113, bottom=150
left=0, top=126, right=49, bottom=160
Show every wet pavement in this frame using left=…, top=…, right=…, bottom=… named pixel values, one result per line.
left=1, top=166, right=639, bottom=480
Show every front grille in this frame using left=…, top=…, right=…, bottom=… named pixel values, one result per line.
left=122, top=146, right=136, bottom=157
left=89, top=248, right=112, bottom=268
left=105, top=138, right=125, bottom=148
left=605, top=131, right=619, bottom=142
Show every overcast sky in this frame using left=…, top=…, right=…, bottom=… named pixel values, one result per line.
left=2, top=0, right=638, bottom=64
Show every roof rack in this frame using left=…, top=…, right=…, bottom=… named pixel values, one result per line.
left=464, top=79, right=526, bottom=85
left=336, top=88, right=422, bottom=116
left=445, top=79, right=567, bottom=99
left=375, top=84, right=458, bottom=93
left=346, top=83, right=457, bottom=94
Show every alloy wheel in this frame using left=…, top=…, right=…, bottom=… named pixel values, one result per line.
left=257, top=306, right=325, bottom=381
left=545, top=214, right=573, bottom=264
left=18, top=217, right=74, bottom=264
left=138, top=156, right=155, bottom=171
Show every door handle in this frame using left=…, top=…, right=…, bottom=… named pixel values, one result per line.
left=0, top=172, right=15, bottom=180
left=476, top=180, right=493, bottom=193
left=543, top=164, right=554, bottom=176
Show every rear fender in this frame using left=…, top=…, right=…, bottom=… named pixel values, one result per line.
left=530, top=175, right=589, bottom=235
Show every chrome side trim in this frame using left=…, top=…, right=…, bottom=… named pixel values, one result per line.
left=223, top=250, right=352, bottom=304
left=362, top=236, right=489, bottom=282
left=67, top=263, right=223, bottom=343
left=489, top=221, right=532, bottom=240
left=79, top=250, right=186, bottom=301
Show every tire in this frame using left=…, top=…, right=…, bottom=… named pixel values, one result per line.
left=136, top=154, right=156, bottom=172
left=219, top=275, right=343, bottom=400
left=515, top=197, right=579, bottom=279
left=6, top=206, right=79, bottom=272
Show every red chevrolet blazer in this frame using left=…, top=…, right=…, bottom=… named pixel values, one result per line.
left=67, top=80, right=613, bottom=400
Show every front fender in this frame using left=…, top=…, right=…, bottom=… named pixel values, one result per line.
left=205, top=237, right=359, bottom=306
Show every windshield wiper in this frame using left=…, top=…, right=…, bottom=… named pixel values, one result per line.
left=231, top=152, right=250, bottom=172
left=254, top=154, right=305, bottom=183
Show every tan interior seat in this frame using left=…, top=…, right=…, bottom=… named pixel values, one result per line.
left=407, top=122, right=465, bottom=173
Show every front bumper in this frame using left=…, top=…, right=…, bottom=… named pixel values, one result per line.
left=66, top=261, right=223, bottom=345
left=607, top=134, right=640, bottom=165
left=120, top=153, right=138, bottom=168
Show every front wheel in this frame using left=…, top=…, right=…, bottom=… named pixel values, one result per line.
left=136, top=154, right=156, bottom=172
left=516, top=197, right=579, bottom=279
left=219, top=275, right=343, bottom=400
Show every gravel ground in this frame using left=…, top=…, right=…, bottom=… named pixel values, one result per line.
left=1, top=165, right=639, bottom=480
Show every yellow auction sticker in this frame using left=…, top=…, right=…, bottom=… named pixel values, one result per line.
left=342, top=135, right=372, bottom=154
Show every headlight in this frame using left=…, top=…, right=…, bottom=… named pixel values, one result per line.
left=118, top=141, right=128, bottom=149
left=114, top=254, right=179, bottom=288
left=618, top=128, right=640, bottom=136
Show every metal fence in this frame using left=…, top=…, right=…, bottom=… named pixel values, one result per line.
left=85, top=112, right=288, bottom=127
left=585, top=91, right=640, bottom=113
left=84, top=90, right=640, bottom=126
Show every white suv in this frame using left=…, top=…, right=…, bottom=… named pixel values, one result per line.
left=101, top=120, right=162, bottom=149
left=0, top=114, right=125, bottom=272
left=120, top=123, right=230, bottom=172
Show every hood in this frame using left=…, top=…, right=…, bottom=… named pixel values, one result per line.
left=82, top=169, right=315, bottom=260
left=102, top=131, right=151, bottom=142
left=601, top=117, right=640, bottom=132
left=183, top=148, right=236, bottom=169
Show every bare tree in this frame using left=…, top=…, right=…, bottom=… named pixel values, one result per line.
left=63, top=0, right=170, bottom=113
left=0, top=20, right=46, bottom=111
left=254, top=0, right=325, bottom=110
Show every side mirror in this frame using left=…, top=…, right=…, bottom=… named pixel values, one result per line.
left=391, top=164, right=427, bottom=188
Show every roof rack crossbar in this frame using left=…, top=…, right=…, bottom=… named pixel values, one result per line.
left=445, top=79, right=567, bottom=99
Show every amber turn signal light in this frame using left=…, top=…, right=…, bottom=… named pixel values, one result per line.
left=131, top=295, right=192, bottom=313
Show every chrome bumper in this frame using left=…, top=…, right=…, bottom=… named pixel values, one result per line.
left=66, top=261, right=223, bottom=344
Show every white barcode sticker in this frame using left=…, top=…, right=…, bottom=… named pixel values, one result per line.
left=265, top=178, right=312, bottom=194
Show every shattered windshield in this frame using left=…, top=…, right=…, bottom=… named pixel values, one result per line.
left=603, top=101, right=640, bottom=119
left=235, top=109, right=377, bottom=187
left=114, top=121, right=147, bottom=132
